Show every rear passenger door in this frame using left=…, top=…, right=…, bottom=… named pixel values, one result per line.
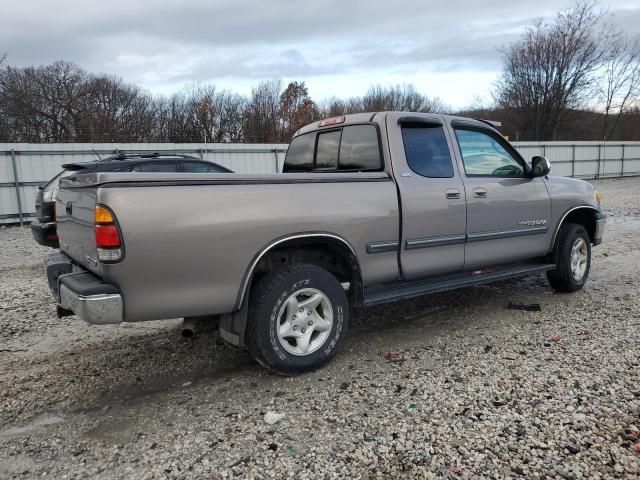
left=387, top=114, right=467, bottom=279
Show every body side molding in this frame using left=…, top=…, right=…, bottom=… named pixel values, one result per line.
left=466, top=226, right=548, bottom=243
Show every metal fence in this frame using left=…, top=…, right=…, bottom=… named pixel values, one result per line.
left=1, top=141, right=639, bottom=225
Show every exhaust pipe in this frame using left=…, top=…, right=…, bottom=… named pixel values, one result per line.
left=181, top=316, right=219, bottom=338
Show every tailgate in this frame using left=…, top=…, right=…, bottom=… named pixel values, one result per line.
left=56, top=175, right=100, bottom=272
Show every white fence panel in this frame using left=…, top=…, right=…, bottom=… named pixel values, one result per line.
left=1, top=141, right=639, bottom=224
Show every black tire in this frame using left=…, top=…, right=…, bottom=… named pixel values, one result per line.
left=546, top=223, right=591, bottom=293
left=245, top=263, right=349, bottom=374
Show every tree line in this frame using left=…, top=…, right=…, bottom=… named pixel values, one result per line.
left=0, top=60, right=446, bottom=144
left=0, top=1, right=638, bottom=143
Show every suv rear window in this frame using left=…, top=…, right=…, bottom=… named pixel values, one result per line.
left=283, top=124, right=382, bottom=172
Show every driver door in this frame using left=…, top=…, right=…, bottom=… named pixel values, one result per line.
left=450, top=124, right=552, bottom=269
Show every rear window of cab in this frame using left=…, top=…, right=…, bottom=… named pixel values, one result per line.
left=283, top=124, right=382, bottom=172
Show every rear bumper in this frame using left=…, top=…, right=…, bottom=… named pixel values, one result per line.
left=593, top=212, right=606, bottom=246
left=45, top=252, right=123, bottom=325
left=31, top=220, right=59, bottom=248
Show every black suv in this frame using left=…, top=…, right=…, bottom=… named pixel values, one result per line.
left=31, top=153, right=233, bottom=248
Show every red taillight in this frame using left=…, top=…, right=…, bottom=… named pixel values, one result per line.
left=94, top=205, right=123, bottom=262
left=95, top=225, right=121, bottom=247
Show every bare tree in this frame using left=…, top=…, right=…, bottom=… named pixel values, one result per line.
left=495, top=1, right=608, bottom=140
left=597, top=33, right=640, bottom=140
left=243, top=79, right=282, bottom=143
left=361, top=84, right=448, bottom=113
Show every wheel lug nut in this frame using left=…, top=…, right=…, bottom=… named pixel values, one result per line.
left=308, top=320, right=313, bottom=326
left=292, top=315, right=297, bottom=320
left=307, top=310, right=311, bottom=316
left=293, top=325, right=297, bottom=331
left=299, top=308, right=304, bottom=313
left=301, top=328, right=306, bottom=333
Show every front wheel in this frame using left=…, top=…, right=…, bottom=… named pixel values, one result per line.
left=546, top=223, right=591, bottom=293
left=246, top=263, right=349, bottom=374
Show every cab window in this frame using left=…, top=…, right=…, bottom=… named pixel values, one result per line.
left=454, top=128, right=524, bottom=177
left=401, top=126, right=454, bottom=178
left=315, top=130, right=341, bottom=169
left=283, top=132, right=315, bottom=172
left=339, top=125, right=381, bottom=170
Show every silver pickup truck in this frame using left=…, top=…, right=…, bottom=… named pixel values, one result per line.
left=45, top=112, right=606, bottom=373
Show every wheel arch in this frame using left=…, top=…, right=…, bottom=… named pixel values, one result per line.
left=234, top=232, right=364, bottom=311
left=549, top=206, right=599, bottom=253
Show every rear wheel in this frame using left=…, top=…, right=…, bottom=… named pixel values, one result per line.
left=246, top=263, right=349, bottom=374
left=546, top=223, right=591, bottom=292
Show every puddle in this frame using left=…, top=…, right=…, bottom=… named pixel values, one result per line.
left=0, top=414, right=65, bottom=438
left=607, top=216, right=640, bottom=230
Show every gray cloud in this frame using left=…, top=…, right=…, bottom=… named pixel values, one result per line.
left=1, top=0, right=639, bottom=101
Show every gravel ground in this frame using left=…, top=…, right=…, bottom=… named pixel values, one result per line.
left=1, top=177, right=639, bottom=479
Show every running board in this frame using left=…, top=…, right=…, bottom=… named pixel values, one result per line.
left=363, top=262, right=555, bottom=306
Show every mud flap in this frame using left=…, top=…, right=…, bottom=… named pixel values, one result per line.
left=219, top=299, right=249, bottom=348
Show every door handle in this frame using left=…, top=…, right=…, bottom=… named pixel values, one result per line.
left=473, top=188, right=488, bottom=198
left=445, top=189, right=461, bottom=200
left=65, top=202, right=73, bottom=215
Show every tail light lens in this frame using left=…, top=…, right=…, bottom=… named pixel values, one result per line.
left=95, top=205, right=123, bottom=262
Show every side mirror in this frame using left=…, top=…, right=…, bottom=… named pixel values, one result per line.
left=531, top=156, right=551, bottom=177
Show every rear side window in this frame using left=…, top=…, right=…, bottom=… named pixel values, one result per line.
left=131, top=162, right=179, bottom=172
left=401, top=126, right=454, bottom=178
left=283, top=133, right=315, bottom=172
left=315, top=130, right=341, bottom=169
left=180, top=161, right=228, bottom=173
left=339, top=125, right=381, bottom=170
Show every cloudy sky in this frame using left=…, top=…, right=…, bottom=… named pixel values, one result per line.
left=2, top=0, right=639, bottom=108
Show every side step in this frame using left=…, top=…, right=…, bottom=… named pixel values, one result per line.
left=363, top=262, right=555, bottom=306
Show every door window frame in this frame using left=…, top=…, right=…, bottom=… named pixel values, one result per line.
left=450, top=121, right=530, bottom=178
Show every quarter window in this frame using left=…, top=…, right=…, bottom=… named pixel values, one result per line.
left=401, top=126, right=454, bottom=178
left=454, top=129, right=524, bottom=177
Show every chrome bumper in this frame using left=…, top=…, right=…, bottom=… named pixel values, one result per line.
left=593, top=212, right=606, bottom=246
left=45, top=251, right=123, bottom=325
left=59, top=283, right=123, bottom=325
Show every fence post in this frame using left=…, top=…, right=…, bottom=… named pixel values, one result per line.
left=621, top=144, right=625, bottom=177
left=571, top=144, right=576, bottom=178
left=596, top=144, right=601, bottom=179
left=273, top=149, right=279, bottom=173
left=10, top=149, right=24, bottom=226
